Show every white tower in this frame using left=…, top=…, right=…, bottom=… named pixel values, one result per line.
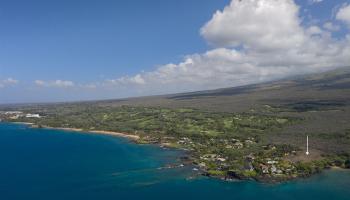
left=306, top=135, right=309, bottom=155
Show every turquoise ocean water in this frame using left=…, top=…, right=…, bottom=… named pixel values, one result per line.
left=0, top=123, right=349, bottom=200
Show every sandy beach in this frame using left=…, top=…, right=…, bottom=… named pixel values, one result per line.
left=88, top=130, right=140, bottom=140
left=41, top=126, right=140, bottom=141
left=12, top=122, right=35, bottom=125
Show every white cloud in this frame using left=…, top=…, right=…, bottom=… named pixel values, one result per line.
left=3, top=78, right=19, bottom=85
left=309, top=0, right=323, bottom=4
left=101, top=0, right=349, bottom=96
left=34, top=80, right=75, bottom=88
left=306, top=26, right=323, bottom=35
left=106, top=74, right=146, bottom=86
left=200, top=0, right=304, bottom=51
left=34, top=80, right=45, bottom=86
left=0, top=78, right=19, bottom=88
left=337, top=4, right=350, bottom=27
left=323, top=22, right=340, bottom=32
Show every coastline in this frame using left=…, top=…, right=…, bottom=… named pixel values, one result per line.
left=1, top=123, right=350, bottom=199
left=89, top=130, right=140, bottom=140
left=33, top=125, right=140, bottom=141
left=4, top=121, right=349, bottom=183
left=12, top=122, right=35, bottom=125
left=330, top=166, right=349, bottom=171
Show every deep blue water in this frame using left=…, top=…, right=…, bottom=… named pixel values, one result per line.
left=0, top=123, right=349, bottom=200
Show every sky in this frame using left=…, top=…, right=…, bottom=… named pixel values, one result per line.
left=0, top=0, right=350, bottom=104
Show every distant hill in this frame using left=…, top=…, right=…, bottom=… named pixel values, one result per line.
left=90, top=67, right=350, bottom=112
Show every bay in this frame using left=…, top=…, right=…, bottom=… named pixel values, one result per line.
left=0, top=123, right=349, bottom=200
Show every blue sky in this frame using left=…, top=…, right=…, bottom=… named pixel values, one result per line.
left=0, top=0, right=229, bottom=82
left=0, top=0, right=350, bottom=103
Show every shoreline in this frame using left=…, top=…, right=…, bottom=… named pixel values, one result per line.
left=35, top=125, right=140, bottom=141
left=11, top=122, right=35, bottom=125
left=4, top=121, right=349, bottom=183
left=330, top=166, right=349, bottom=171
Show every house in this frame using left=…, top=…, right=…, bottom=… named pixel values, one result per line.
left=5, top=111, right=23, bottom=115
left=26, top=114, right=40, bottom=118
left=10, top=115, right=20, bottom=119
left=267, top=160, right=278, bottom=165
left=244, top=138, right=256, bottom=146
left=260, top=164, right=269, bottom=174
left=264, top=144, right=276, bottom=150
left=201, top=154, right=218, bottom=161
left=271, top=165, right=277, bottom=173
left=246, top=154, right=255, bottom=161
left=245, top=139, right=255, bottom=146
left=1, top=111, right=24, bottom=119
left=216, top=157, right=226, bottom=162
left=178, top=137, right=192, bottom=145
left=198, top=162, right=207, bottom=168
left=233, top=141, right=243, bottom=149
left=244, top=161, right=254, bottom=171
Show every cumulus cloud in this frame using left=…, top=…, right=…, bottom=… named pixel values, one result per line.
left=0, top=78, right=19, bottom=88
left=337, top=3, right=350, bottom=27
left=34, top=80, right=75, bottom=88
left=323, top=22, right=340, bottom=32
left=201, top=0, right=304, bottom=51
left=102, top=0, right=349, bottom=96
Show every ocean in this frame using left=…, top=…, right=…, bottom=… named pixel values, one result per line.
left=0, top=123, right=349, bottom=200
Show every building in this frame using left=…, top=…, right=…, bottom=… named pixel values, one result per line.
left=26, top=114, right=41, bottom=118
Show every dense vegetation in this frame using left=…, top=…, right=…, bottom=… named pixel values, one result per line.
left=18, top=106, right=292, bottom=138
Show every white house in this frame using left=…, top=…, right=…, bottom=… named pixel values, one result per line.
left=26, top=114, right=41, bottom=118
